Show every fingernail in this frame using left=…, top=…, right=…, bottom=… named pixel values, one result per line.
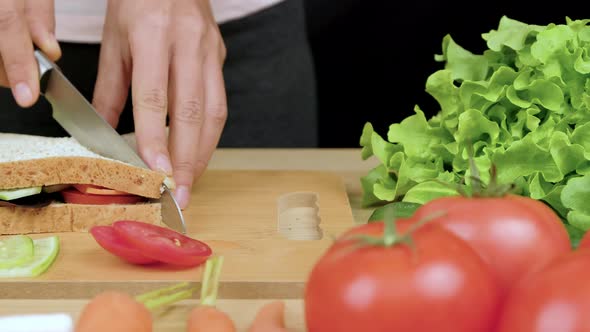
left=155, top=154, right=173, bottom=175
left=14, top=83, right=33, bottom=106
left=173, top=185, right=190, bottom=209
left=37, top=33, right=61, bottom=60
left=49, top=37, right=61, bottom=55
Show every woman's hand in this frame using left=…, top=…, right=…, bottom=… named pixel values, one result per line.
left=0, top=0, right=61, bottom=107
left=93, top=0, right=228, bottom=209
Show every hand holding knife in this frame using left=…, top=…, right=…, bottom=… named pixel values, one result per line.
left=33, top=50, right=186, bottom=234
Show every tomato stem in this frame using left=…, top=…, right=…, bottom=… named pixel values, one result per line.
left=396, top=210, right=444, bottom=252
left=200, top=256, right=224, bottom=307
left=457, top=142, right=517, bottom=198
left=347, top=205, right=445, bottom=250
left=466, top=144, right=482, bottom=194
left=382, top=206, right=397, bottom=246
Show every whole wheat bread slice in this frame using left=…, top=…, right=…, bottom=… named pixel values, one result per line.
left=0, top=133, right=168, bottom=235
left=0, top=133, right=168, bottom=198
left=0, top=203, right=162, bottom=235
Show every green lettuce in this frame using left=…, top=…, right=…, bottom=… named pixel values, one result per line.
left=360, top=16, right=590, bottom=244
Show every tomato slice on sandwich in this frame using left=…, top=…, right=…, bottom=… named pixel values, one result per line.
left=61, top=189, right=145, bottom=205
left=73, top=184, right=129, bottom=196
left=112, top=221, right=212, bottom=267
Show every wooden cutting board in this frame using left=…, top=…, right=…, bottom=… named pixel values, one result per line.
left=0, top=170, right=355, bottom=299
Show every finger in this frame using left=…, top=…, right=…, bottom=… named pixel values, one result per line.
left=130, top=19, right=172, bottom=176
left=192, top=53, right=228, bottom=181
left=24, top=0, right=61, bottom=61
left=0, top=0, right=38, bottom=107
left=92, top=12, right=130, bottom=128
left=168, top=46, right=206, bottom=209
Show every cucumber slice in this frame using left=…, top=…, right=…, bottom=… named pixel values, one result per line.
left=0, top=236, right=60, bottom=278
left=42, top=184, right=71, bottom=193
left=0, top=187, right=42, bottom=201
left=0, top=235, right=34, bottom=268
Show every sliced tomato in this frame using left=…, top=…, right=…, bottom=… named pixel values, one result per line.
left=112, top=220, right=212, bottom=267
left=90, top=226, right=158, bottom=265
left=61, top=189, right=145, bottom=205
left=73, top=184, right=129, bottom=196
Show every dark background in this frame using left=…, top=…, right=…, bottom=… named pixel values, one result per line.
left=303, top=0, right=586, bottom=147
left=0, top=1, right=584, bottom=148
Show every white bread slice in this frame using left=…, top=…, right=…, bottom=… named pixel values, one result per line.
left=0, top=133, right=168, bottom=198
left=0, top=203, right=162, bottom=235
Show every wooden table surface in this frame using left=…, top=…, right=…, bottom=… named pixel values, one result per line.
left=0, top=148, right=380, bottom=331
left=208, top=148, right=379, bottom=224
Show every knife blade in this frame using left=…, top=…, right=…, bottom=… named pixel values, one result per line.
left=33, top=50, right=187, bottom=234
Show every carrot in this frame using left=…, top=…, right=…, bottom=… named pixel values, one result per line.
left=187, top=306, right=236, bottom=332
left=75, top=291, right=152, bottom=332
left=247, top=300, right=289, bottom=332
left=75, top=257, right=236, bottom=332
left=186, top=256, right=236, bottom=332
left=76, top=280, right=198, bottom=332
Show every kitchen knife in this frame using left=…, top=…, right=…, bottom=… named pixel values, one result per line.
left=33, top=50, right=187, bottom=234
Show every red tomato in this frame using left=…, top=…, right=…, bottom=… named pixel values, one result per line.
left=61, top=189, right=145, bottom=205
left=73, top=184, right=129, bottom=196
left=304, top=218, right=501, bottom=332
left=413, top=194, right=571, bottom=296
left=578, top=230, right=590, bottom=249
left=496, top=249, right=590, bottom=331
left=112, top=221, right=212, bottom=267
left=90, top=226, right=158, bottom=265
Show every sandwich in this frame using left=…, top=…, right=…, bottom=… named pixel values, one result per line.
left=0, top=133, right=172, bottom=235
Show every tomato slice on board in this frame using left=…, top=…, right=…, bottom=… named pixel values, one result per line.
left=112, top=221, right=212, bottom=267
left=90, top=226, right=158, bottom=265
left=73, top=184, right=129, bottom=196
left=61, top=189, right=145, bottom=205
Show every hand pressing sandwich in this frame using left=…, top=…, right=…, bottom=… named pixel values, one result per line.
left=0, top=0, right=227, bottom=210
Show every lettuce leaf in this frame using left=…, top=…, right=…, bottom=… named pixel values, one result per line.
left=360, top=16, right=590, bottom=244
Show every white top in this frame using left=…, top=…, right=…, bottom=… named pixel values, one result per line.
left=54, top=0, right=285, bottom=43
left=0, top=313, right=73, bottom=332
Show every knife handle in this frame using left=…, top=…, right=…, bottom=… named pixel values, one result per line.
left=34, top=49, right=55, bottom=95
